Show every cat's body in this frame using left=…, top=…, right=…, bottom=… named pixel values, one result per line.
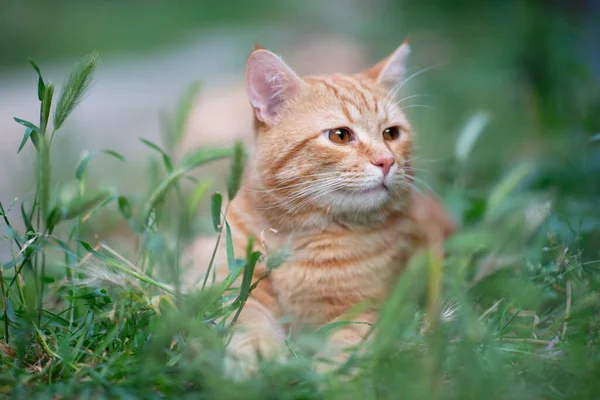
left=223, top=185, right=418, bottom=327
left=186, top=43, right=455, bottom=375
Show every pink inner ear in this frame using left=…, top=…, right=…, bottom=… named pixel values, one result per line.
left=246, top=50, right=302, bottom=124
left=364, top=43, right=411, bottom=87
left=378, top=43, right=410, bottom=85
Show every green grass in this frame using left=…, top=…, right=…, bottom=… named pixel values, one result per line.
left=1, top=38, right=600, bottom=399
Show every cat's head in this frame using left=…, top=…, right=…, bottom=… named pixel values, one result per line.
left=246, top=42, right=414, bottom=222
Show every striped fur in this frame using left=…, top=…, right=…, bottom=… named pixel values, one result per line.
left=187, top=44, right=455, bottom=376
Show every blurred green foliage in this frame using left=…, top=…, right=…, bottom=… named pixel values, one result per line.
left=0, top=0, right=284, bottom=66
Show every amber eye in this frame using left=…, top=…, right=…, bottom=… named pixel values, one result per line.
left=382, top=126, right=401, bottom=141
left=327, top=127, right=354, bottom=145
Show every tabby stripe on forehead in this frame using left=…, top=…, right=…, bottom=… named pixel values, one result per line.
left=340, top=102, right=355, bottom=123
left=316, top=80, right=354, bottom=123
left=335, top=75, right=375, bottom=110
left=317, top=79, right=366, bottom=116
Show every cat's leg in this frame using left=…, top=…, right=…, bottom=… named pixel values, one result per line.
left=314, top=311, right=378, bottom=374
left=225, top=285, right=286, bottom=379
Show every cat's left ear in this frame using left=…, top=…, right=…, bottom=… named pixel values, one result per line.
left=363, top=41, right=410, bottom=87
left=246, top=48, right=305, bottom=126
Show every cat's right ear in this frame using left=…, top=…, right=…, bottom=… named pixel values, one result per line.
left=363, top=41, right=410, bottom=87
left=246, top=48, right=305, bottom=126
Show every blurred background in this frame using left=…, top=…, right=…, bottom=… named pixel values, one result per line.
left=1, top=0, right=599, bottom=258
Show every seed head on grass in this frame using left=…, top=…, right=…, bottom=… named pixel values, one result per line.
left=54, top=52, right=99, bottom=131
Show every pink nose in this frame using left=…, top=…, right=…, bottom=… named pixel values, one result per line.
left=371, top=155, right=395, bottom=177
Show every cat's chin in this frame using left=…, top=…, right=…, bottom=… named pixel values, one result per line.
left=327, top=186, right=392, bottom=215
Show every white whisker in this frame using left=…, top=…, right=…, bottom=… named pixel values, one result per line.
left=385, top=64, right=442, bottom=103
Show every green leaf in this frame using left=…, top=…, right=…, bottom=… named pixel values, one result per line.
left=227, top=141, right=245, bottom=200
left=225, top=221, right=235, bottom=273
left=118, top=196, right=133, bottom=223
left=40, top=83, right=54, bottom=133
left=62, top=190, right=112, bottom=220
left=80, top=193, right=116, bottom=223
left=101, top=149, right=126, bottom=163
left=54, top=52, right=99, bottom=130
left=236, top=235, right=261, bottom=299
left=179, top=147, right=233, bottom=170
left=30, top=129, right=41, bottom=150
left=17, top=127, right=36, bottom=153
left=455, top=111, right=489, bottom=163
left=2, top=256, right=24, bottom=269
left=239, top=251, right=261, bottom=301
left=187, top=180, right=210, bottom=218
left=37, top=78, right=45, bottom=101
left=142, top=169, right=185, bottom=226
left=79, top=240, right=95, bottom=256
left=75, top=149, right=126, bottom=181
left=211, top=193, right=222, bottom=231
left=75, top=151, right=93, bottom=181
left=29, top=58, right=45, bottom=101
left=28, top=58, right=42, bottom=77
left=14, top=117, right=39, bottom=131
left=47, top=207, right=62, bottom=234
left=41, top=310, right=70, bottom=328
left=79, top=240, right=94, bottom=253
left=4, top=298, right=16, bottom=323
left=20, top=198, right=35, bottom=234
left=140, top=138, right=173, bottom=171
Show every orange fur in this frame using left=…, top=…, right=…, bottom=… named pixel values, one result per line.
left=186, top=43, right=455, bottom=377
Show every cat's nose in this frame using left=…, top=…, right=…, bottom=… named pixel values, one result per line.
left=371, top=155, right=395, bottom=177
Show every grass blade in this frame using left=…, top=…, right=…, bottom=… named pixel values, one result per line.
left=17, top=127, right=37, bottom=154
left=180, top=147, right=233, bottom=170
left=455, top=111, right=489, bottom=163
left=187, top=180, right=210, bottom=218
left=140, top=138, right=173, bottom=171
left=225, top=221, right=236, bottom=272
left=28, top=58, right=45, bottom=101
left=227, top=141, right=245, bottom=200
left=211, top=193, right=222, bottom=231
left=63, top=190, right=113, bottom=220
left=14, top=118, right=39, bottom=131
left=75, top=149, right=126, bottom=181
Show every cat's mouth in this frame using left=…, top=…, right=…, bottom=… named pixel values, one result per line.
left=356, top=183, right=388, bottom=195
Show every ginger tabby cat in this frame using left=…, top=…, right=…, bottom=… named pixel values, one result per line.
left=186, top=42, right=455, bottom=376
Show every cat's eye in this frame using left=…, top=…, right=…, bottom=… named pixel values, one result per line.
left=327, top=127, right=354, bottom=145
left=382, top=126, right=402, bottom=141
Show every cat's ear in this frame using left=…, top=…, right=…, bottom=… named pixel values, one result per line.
left=246, top=48, right=305, bottom=126
left=363, top=41, right=410, bottom=87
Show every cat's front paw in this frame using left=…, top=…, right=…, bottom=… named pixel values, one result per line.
left=224, top=332, right=286, bottom=380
